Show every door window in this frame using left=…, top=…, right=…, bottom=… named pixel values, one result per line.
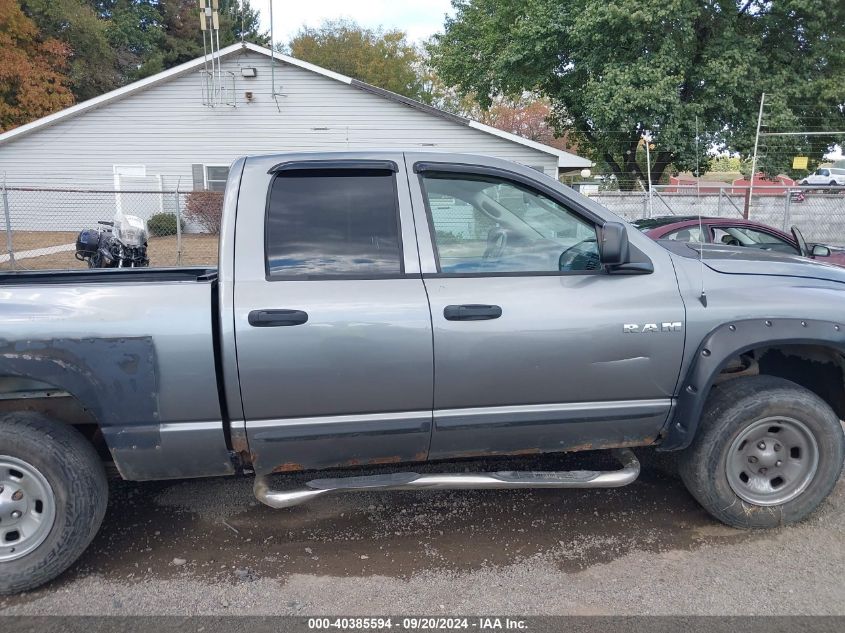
left=420, top=173, right=598, bottom=274
left=712, top=226, right=798, bottom=254
left=266, top=169, right=402, bottom=279
left=663, top=226, right=705, bottom=242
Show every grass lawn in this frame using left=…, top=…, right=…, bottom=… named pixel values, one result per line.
left=0, top=232, right=218, bottom=270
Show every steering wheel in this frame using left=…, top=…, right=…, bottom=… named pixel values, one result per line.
left=483, top=228, right=509, bottom=260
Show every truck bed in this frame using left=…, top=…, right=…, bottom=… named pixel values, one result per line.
left=0, top=266, right=232, bottom=480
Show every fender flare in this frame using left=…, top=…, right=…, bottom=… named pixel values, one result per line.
left=658, top=318, right=845, bottom=451
left=0, top=337, right=160, bottom=450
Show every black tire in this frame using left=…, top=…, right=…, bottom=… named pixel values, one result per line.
left=0, top=412, right=108, bottom=595
left=679, top=375, right=845, bottom=528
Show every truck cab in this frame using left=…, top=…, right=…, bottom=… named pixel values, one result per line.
left=225, top=152, right=684, bottom=475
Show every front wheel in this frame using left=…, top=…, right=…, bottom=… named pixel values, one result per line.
left=679, top=376, right=844, bottom=528
left=0, top=412, right=108, bottom=595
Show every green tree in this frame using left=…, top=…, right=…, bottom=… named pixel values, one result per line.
left=89, top=0, right=164, bottom=81
left=86, top=1, right=267, bottom=82
left=708, top=155, right=747, bottom=173
left=430, top=0, right=845, bottom=189
left=0, top=0, right=74, bottom=131
left=140, top=0, right=268, bottom=77
left=21, top=0, right=119, bottom=101
left=289, top=19, right=424, bottom=100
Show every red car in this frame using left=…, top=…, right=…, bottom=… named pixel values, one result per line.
left=632, top=215, right=845, bottom=267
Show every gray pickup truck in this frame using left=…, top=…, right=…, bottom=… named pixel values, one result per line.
left=2, top=151, right=845, bottom=594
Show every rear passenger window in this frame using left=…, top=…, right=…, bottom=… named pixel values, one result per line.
left=266, top=170, right=402, bottom=279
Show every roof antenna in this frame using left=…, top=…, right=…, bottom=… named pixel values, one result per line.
left=696, top=115, right=707, bottom=307
left=268, top=0, right=284, bottom=111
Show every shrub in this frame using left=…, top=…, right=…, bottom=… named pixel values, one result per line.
left=184, top=191, right=224, bottom=235
left=147, top=212, right=184, bottom=237
left=435, top=229, right=464, bottom=244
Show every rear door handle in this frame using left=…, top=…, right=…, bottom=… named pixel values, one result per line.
left=248, top=309, right=309, bottom=327
left=443, top=304, right=502, bottom=321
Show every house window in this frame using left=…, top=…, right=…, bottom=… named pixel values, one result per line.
left=205, top=165, right=230, bottom=192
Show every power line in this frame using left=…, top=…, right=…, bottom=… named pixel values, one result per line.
left=762, top=131, right=845, bottom=136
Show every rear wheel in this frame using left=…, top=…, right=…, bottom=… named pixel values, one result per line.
left=0, top=412, right=108, bottom=595
left=679, top=376, right=845, bottom=528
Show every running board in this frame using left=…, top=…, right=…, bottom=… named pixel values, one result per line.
left=254, top=448, right=640, bottom=509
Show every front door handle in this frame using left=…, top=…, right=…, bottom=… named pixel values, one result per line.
left=248, top=309, right=309, bottom=327
left=443, top=304, right=502, bottom=321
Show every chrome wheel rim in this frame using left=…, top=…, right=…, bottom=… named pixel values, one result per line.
left=726, top=417, right=819, bottom=506
left=0, top=456, right=56, bottom=562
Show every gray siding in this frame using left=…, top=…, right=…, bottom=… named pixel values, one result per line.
left=0, top=50, right=558, bottom=191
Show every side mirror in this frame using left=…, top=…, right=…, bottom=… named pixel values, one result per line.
left=812, top=244, right=831, bottom=257
left=599, top=222, right=629, bottom=266
left=790, top=225, right=809, bottom=257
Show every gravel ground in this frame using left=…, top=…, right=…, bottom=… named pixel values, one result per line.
left=1, top=451, right=843, bottom=615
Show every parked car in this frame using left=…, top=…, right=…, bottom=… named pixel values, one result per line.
left=633, top=215, right=845, bottom=266
left=800, top=167, right=845, bottom=187
left=2, top=152, right=845, bottom=595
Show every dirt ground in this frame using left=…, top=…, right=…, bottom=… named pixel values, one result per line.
left=0, top=231, right=218, bottom=269
left=1, top=450, right=843, bottom=616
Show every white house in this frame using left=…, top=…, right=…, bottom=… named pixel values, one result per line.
left=0, top=42, right=590, bottom=195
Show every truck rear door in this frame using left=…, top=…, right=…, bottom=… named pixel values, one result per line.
left=232, top=155, right=433, bottom=475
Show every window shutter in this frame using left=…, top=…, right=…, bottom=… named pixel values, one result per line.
left=191, top=164, right=205, bottom=191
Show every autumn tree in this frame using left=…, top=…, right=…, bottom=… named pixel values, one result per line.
left=477, top=97, right=576, bottom=152
left=289, top=19, right=424, bottom=100
left=430, top=0, right=845, bottom=189
left=0, top=0, right=74, bottom=132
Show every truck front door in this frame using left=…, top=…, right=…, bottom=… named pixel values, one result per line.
left=233, top=156, right=433, bottom=475
left=406, top=157, right=686, bottom=460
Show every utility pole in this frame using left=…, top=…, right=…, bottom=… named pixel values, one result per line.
left=746, top=93, right=766, bottom=219
left=695, top=116, right=701, bottom=210
left=643, top=131, right=654, bottom=218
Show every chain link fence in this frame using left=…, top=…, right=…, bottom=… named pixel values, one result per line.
left=586, top=184, right=845, bottom=246
left=0, top=186, right=221, bottom=271
left=3, top=183, right=845, bottom=271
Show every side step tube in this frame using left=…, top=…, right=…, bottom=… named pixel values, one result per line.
left=254, top=448, right=640, bottom=509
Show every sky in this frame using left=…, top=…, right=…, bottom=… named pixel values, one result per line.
left=254, top=0, right=456, bottom=45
